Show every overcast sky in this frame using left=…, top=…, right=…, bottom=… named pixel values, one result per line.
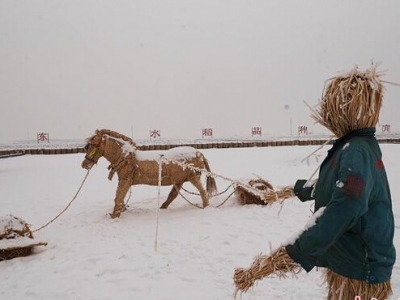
left=1, top=0, right=399, bottom=142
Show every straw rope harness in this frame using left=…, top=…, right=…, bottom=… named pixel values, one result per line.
left=179, top=184, right=236, bottom=208
left=171, top=184, right=236, bottom=209
left=160, top=156, right=267, bottom=197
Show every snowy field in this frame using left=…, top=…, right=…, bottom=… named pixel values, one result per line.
left=0, top=144, right=399, bottom=300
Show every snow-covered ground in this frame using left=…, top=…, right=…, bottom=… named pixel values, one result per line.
left=0, top=145, right=399, bottom=300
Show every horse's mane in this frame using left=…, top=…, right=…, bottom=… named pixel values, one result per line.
left=86, top=129, right=137, bottom=147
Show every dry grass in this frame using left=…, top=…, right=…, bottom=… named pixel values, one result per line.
left=0, top=246, right=33, bottom=261
left=233, top=246, right=301, bottom=296
left=263, top=186, right=294, bottom=204
left=0, top=215, right=33, bottom=239
left=235, top=178, right=273, bottom=205
left=310, top=64, right=385, bottom=137
left=0, top=242, right=48, bottom=261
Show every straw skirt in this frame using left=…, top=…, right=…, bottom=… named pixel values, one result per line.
left=325, top=269, right=392, bottom=300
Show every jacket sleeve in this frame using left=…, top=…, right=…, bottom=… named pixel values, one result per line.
left=286, top=148, right=371, bottom=272
left=293, top=179, right=316, bottom=202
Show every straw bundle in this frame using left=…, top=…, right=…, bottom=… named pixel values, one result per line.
left=0, top=246, right=33, bottom=260
left=263, top=186, right=294, bottom=204
left=233, top=246, right=301, bottom=295
left=235, top=177, right=294, bottom=206
left=325, top=269, right=392, bottom=300
left=0, top=215, right=32, bottom=239
left=311, top=65, right=385, bottom=137
left=0, top=215, right=47, bottom=261
left=235, top=179, right=274, bottom=205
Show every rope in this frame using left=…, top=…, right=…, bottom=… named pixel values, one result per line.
left=178, top=188, right=236, bottom=209
left=160, top=156, right=266, bottom=201
left=177, top=188, right=203, bottom=209
left=32, top=169, right=91, bottom=233
left=179, top=183, right=236, bottom=208
left=181, top=183, right=234, bottom=198
left=215, top=190, right=236, bottom=208
left=180, top=186, right=202, bottom=196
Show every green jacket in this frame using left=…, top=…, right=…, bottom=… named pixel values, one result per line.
left=286, top=128, right=395, bottom=284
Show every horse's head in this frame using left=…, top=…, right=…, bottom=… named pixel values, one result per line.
left=81, top=130, right=105, bottom=170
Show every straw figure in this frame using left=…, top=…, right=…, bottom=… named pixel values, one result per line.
left=233, top=65, right=395, bottom=299
left=81, top=129, right=217, bottom=218
left=0, top=215, right=47, bottom=261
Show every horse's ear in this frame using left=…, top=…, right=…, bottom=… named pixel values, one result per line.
left=95, top=129, right=100, bottom=135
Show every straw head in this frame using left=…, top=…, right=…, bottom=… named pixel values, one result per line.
left=312, top=64, right=385, bottom=137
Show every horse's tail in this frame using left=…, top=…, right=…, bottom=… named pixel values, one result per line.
left=201, top=154, right=218, bottom=196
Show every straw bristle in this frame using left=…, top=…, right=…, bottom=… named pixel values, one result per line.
left=235, top=178, right=294, bottom=206
left=235, top=179, right=274, bottom=205
left=263, top=186, right=294, bottom=204
left=0, top=246, right=33, bottom=261
left=0, top=215, right=33, bottom=239
left=311, top=64, right=385, bottom=137
left=233, top=247, right=301, bottom=295
left=325, top=269, right=392, bottom=300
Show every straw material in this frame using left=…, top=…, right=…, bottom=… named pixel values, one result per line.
left=235, top=178, right=294, bottom=206
left=235, top=178, right=274, bottom=205
left=0, top=215, right=47, bottom=261
left=0, top=246, right=33, bottom=261
left=86, top=129, right=137, bottom=148
left=311, top=65, right=385, bottom=137
left=0, top=215, right=33, bottom=239
left=325, top=269, right=392, bottom=300
left=0, top=242, right=48, bottom=261
left=233, top=246, right=301, bottom=296
left=83, top=129, right=218, bottom=217
left=263, top=186, right=294, bottom=204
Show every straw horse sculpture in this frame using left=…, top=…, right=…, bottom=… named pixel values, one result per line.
left=81, top=129, right=217, bottom=218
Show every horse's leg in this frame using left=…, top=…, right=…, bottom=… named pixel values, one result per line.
left=111, top=178, right=131, bottom=218
left=189, top=176, right=209, bottom=208
left=160, top=183, right=183, bottom=209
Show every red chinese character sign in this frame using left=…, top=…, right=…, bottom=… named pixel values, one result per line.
left=37, top=133, right=49, bottom=144
left=298, top=126, right=308, bottom=135
left=251, top=127, right=262, bottom=137
left=382, top=124, right=391, bottom=133
left=202, top=128, right=213, bottom=138
left=149, top=129, right=161, bottom=139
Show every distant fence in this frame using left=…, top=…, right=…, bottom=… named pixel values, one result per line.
left=0, top=137, right=399, bottom=157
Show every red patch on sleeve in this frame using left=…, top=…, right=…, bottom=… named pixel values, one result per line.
left=375, top=159, right=384, bottom=171
left=344, top=174, right=365, bottom=198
